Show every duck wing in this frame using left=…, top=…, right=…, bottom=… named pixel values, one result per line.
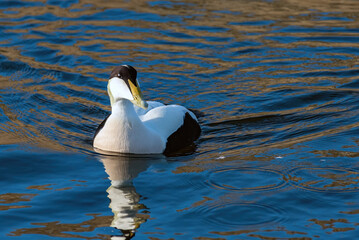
left=140, top=105, right=201, bottom=154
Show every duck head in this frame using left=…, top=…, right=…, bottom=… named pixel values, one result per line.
left=107, top=65, right=148, bottom=109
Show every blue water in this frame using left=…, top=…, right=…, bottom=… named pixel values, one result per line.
left=1, top=0, right=359, bottom=239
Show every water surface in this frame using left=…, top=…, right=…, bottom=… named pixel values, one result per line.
left=1, top=0, right=359, bottom=239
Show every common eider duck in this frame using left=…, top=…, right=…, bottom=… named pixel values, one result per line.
left=93, top=65, right=201, bottom=155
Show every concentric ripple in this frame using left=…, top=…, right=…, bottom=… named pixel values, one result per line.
left=288, top=167, right=359, bottom=193
left=191, top=201, right=284, bottom=229
left=207, top=167, right=287, bottom=192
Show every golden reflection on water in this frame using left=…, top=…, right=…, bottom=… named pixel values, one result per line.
left=27, top=184, right=53, bottom=190
left=309, top=218, right=357, bottom=233
left=2, top=0, right=358, bottom=78
left=10, top=214, right=112, bottom=239
left=0, top=193, right=37, bottom=211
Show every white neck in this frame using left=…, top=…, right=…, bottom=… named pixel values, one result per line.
left=108, top=77, right=133, bottom=107
left=112, top=99, right=139, bottom=122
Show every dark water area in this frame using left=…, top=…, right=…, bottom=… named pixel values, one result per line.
left=1, top=0, right=359, bottom=239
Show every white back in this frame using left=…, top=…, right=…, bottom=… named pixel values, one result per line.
left=140, top=105, right=189, bottom=140
left=134, top=100, right=164, bottom=116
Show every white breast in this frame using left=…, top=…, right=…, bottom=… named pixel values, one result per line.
left=93, top=100, right=166, bottom=154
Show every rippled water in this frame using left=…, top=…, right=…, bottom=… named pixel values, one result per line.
left=1, top=0, right=359, bottom=239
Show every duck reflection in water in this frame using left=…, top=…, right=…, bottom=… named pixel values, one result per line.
left=98, top=153, right=164, bottom=239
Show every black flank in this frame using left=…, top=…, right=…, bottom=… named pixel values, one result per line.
left=93, top=115, right=110, bottom=140
left=163, top=112, right=201, bottom=155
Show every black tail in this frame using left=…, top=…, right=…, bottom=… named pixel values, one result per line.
left=164, top=112, right=201, bottom=155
